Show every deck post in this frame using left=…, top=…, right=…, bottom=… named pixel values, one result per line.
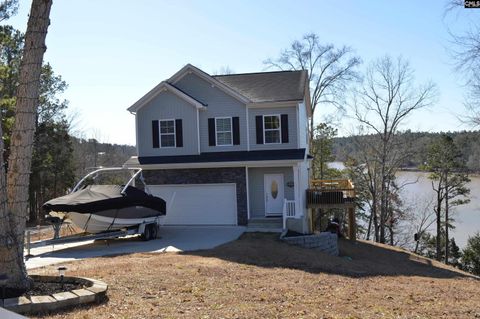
left=308, top=208, right=313, bottom=233
left=347, top=207, right=356, bottom=241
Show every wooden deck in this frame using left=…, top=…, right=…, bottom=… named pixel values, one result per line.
left=306, top=179, right=355, bottom=208
left=306, top=179, right=356, bottom=240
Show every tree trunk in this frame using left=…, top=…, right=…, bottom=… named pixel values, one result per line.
left=366, top=206, right=373, bottom=240
left=309, top=115, right=314, bottom=152
left=435, top=180, right=443, bottom=261
left=0, top=0, right=52, bottom=294
left=445, top=186, right=449, bottom=265
left=373, top=199, right=379, bottom=242
left=389, top=225, right=394, bottom=246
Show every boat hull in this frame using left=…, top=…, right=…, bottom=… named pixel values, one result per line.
left=53, top=206, right=162, bottom=234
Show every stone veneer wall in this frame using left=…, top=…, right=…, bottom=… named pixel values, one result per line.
left=142, top=167, right=248, bottom=225
left=282, top=232, right=339, bottom=256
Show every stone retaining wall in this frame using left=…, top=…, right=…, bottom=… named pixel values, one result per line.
left=282, top=232, right=338, bottom=256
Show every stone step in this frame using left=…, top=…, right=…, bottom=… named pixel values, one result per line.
left=247, top=218, right=283, bottom=229
left=245, top=227, right=283, bottom=233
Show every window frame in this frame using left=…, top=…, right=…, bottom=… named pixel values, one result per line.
left=215, top=117, right=233, bottom=146
left=263, top=114, right=282, bottom=144
left=159, top=119, right=176, bottom=148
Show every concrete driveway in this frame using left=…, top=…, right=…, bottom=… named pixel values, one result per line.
left=26, top=226, right=245, bottom=270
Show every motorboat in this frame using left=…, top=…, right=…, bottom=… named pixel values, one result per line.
left=43, top=168, right=166, bottom=234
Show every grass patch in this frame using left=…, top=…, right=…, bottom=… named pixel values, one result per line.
left=29, top=233, right=480, bottom=318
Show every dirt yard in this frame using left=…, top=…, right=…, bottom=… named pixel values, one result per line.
left=30, top=233, right=480, bottom=319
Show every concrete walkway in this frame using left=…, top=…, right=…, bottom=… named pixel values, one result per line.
left=26, top=226, right=245, bottom=270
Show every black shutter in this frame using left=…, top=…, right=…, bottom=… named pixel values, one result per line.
left=232, top=117, right=240, bottom=145
left=208, top=118, right=216, bottom=146
left=281, top=114, right=289, bottom=143
left=255, top=116, right=263, bottom=144
left=175, top=119, right=183, bottom=147
left=152, top=120, right=159, bottom=148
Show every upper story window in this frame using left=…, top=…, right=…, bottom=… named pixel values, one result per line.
left=160, top=119, right=176, bottom=147
left=215, top=117, right=232, bottom=146
left=264, top=115, right=281, bottom=144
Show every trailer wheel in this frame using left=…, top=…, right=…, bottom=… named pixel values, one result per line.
left=141, top=224, right=152, bottom=241
left=150, top=224, right=158, bottom=239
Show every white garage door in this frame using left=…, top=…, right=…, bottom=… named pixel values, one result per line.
left=149, top=184, right=237, bottom=225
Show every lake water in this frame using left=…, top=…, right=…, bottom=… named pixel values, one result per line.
left=328, top=162, right=480, bottom=248
left=397, top=171, right=480, bottom=248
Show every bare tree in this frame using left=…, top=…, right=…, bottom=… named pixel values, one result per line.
left=264, top=33, right=361, bottom=142
left=212, top=66, right=235, bottom=75
left=351, top=56, right=437, bottom=244
left=446, top=0, right=480, bottom=124
left=396, top=195, right=436, bottom=252
left=0, top=0, right=52, bottom=294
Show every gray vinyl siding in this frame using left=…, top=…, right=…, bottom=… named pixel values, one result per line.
left=248, top=167, right=294, bottom=218
left=175, top=73, right=247, bottom=152
left=248, top=106, right=298, bottom=150
left=137, top=91, right=198, bottom=156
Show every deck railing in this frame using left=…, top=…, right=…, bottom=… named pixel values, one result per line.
left=307, top=179, right=355, bottom=207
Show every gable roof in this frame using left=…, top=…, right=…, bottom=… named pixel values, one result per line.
left=169, top=64, right=251, bottom=104
left=127, top=81, right=206, bottom=113
left=127, top=64, right=311, bottom=115
left=213, top=70, right=308, bottom=103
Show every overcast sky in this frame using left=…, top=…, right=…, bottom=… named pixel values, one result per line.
left=5, top=0, right=478, bottom=145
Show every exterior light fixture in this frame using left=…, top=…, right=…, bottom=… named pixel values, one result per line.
left=57, top=266, right=67, bottom=288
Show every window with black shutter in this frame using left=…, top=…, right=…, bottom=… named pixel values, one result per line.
left=208, top=118, right=216, bottom=146
left=175, top=119, right=183, bottom=147
left=281, top=114, right=289, bottom=143
left=152, top=120, right=159, bottom=148
left=255, top=115, right=263, bottom=144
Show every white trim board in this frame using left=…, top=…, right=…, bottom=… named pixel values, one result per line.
left=127, top=82, right=207, bottom=113
left=125, top=159, right=306, bottom=170
left=169, top=64, right=250, bottom=104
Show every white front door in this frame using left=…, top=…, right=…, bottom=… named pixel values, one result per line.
left=264, top=174, right=284, bottom=216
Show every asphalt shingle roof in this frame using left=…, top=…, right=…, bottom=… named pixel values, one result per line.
left=213, top=70, right=307, bottom=103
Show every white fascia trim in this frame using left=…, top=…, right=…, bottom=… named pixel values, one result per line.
left=247, top=100, right=302, bottom=108
left=169, top=64, right=251, bottom=104
left=127, top=81, right=206, bottom=113
left=246, top=166, right=250, bottom=220
left=196, top=109, right=201, bottom=154
left=304, top=85, right=312, bottom=117
left=296, top=102, right=300, bottom=148
left=245, top=106, right=250, bottom=151
left=135, top=113, right=139, bottom=156
left=125, top=159, right=304, bottom=170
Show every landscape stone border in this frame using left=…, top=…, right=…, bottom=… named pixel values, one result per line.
left=4, top=275, right=107, bottom=315
left=281, top=232, right=339, bottom=256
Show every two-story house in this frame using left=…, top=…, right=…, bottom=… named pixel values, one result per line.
left=124, top=64, right=312, bottom=233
